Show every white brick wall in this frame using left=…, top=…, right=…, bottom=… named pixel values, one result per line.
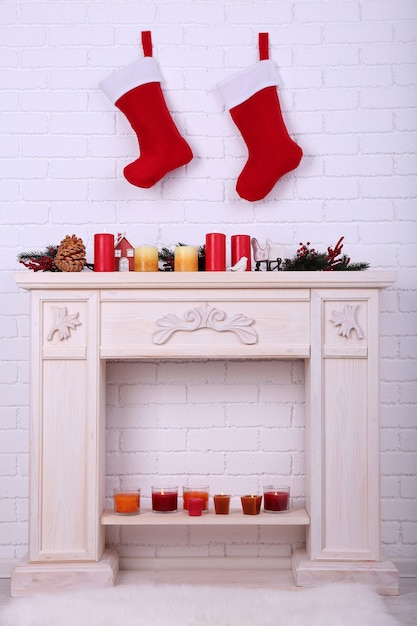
left=0, top=0, right=416, bottom=566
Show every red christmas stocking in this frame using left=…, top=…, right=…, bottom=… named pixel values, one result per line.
left=218, top=33, right=302, bottom=202
left=100, top=31, right=193, bottom=188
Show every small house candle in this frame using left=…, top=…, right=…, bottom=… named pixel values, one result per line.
left=213, top=494, right=231, bottom=515
left=174, top=245, right=198, bottom=272
left=263, top=486, right=290, bottom=513
left=231, top=235, right=251, bottom=271
left=94, top=233, right=114, bottom=272
left=113, top=490, right=140, bottom=515
left=240, top=494, right=262, bottom=515
left=205, top=233, right=226, bottom=271
left=183, top=486, right=209, bottom=512
left=134, top=246, right=159, bottom=272
left=152, top=486, right=178, bottom=512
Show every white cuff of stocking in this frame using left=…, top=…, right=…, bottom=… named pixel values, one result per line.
left=218, top=60, right=279, bottom=110
left=99, top=57, right=162, bottom=104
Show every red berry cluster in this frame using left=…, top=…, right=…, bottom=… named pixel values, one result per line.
left=20, top=256, right=57, bottom=272
left=296, top=241, right=315, bottom=260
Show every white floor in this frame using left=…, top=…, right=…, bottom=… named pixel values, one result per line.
left=0, top=573, right=416, bottom=624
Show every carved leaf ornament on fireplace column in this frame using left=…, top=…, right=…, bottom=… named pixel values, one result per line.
left=153, top=302, right=258, bottom=345
left=46, top=306, right=82, bottom=341
left=330, top=304, right=364, bottom=339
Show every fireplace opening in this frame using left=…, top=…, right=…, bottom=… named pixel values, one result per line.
left=105, top=359, right=306, bottom=561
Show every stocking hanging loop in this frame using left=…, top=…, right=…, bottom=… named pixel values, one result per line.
left=141, top=31, right=153, bottom=57
left=258, top=32, right=269, bottom=61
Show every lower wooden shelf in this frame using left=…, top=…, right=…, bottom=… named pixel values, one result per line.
left=101, top=507, right=310, bottom=526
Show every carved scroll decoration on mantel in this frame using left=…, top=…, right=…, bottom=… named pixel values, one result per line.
left=47, top=306, right=82, bottom=341
left=153, top=302, right=258, bottom=345
left=330, top=304, right=364, bottom=339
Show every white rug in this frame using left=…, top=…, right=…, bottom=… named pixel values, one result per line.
left=0, top=582, right=400, bottom=626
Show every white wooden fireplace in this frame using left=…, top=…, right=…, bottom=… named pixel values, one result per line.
left=12, top=271, right=399, bottom=595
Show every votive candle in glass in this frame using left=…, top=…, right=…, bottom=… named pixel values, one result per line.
left=151, top=486, right=178, bottom=513
left=134, top=246, right=159, bottom=272
left=213, top=494, right=231, bottom=515
left=113, top=490, right=140, bottom=515
left=263, top=486, right=290, bottom=513
left=174, top=245, right=198, bottom=272
left=94, top=233, right=114, bottom=272
left=183, top=485, right=209, bottom=513
left=205, top=233, right=226, bottom=271
left=188, top=497, right=204, bottom=517
left=231, top=235, right=251, bottom=271
left=240, top=494, right=262, bottom=515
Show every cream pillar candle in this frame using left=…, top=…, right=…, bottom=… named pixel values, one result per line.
left=174, top=245, right=198, bottom=271
left=134, top=246, right=159, bottom=272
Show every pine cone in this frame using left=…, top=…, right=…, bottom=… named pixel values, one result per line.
left=54, top=234, right=86, bottom=272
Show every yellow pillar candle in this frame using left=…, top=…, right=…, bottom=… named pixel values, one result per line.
left=134, top=246, right=159, bottom=272
left=174, top=246, right=198, bottom=272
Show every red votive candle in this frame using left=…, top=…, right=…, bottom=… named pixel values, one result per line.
left=263, top=486, right=290, bottom=513
left=205, top=233, right=226, bottom=271
left=188, top=497, right=204, bottom=516
left=152, top=486, right=178, bottom=513
left=94, top=233, right=114, bottom=272
left=231, top=234, right=251, bottom=271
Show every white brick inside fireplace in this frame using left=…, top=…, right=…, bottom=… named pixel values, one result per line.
left=12, top=271, right=400, bottom=596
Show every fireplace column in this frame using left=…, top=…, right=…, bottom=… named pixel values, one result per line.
left=293, top=288, right=399, bottom=594
left=11, top=288, right=118, bottom=595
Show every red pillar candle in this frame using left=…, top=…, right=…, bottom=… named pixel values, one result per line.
left=151, top=486, right=178, bottom=512
left=94, top=233, right=114, bottom=272
left=263, top=486, right=290, bottom=513
left=240, top=494, right=262, bottom=515
left=205, top=233, right=226, bottom=271
left=231, top=234, right=251, bottom=271
left=188, top=497, right=204, bottom=517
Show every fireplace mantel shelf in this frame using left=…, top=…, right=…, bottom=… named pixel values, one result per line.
left=12, top=269, right=399, bottom=596
left=15, top=269, right=396, bottom=291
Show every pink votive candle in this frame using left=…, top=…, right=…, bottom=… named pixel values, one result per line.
left=188, top=497, right=204, bottom=517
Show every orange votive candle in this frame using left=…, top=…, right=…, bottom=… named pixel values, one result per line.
left=113, top=490, right=140, bottom=515
left=213, top=494, right=231, bottom=515
left=240, top=494, right=262, bottom=515
left=183, top=486, right=209, bottom=512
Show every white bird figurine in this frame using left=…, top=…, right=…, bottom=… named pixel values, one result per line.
left=227, top=256, right=248, bottom=272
